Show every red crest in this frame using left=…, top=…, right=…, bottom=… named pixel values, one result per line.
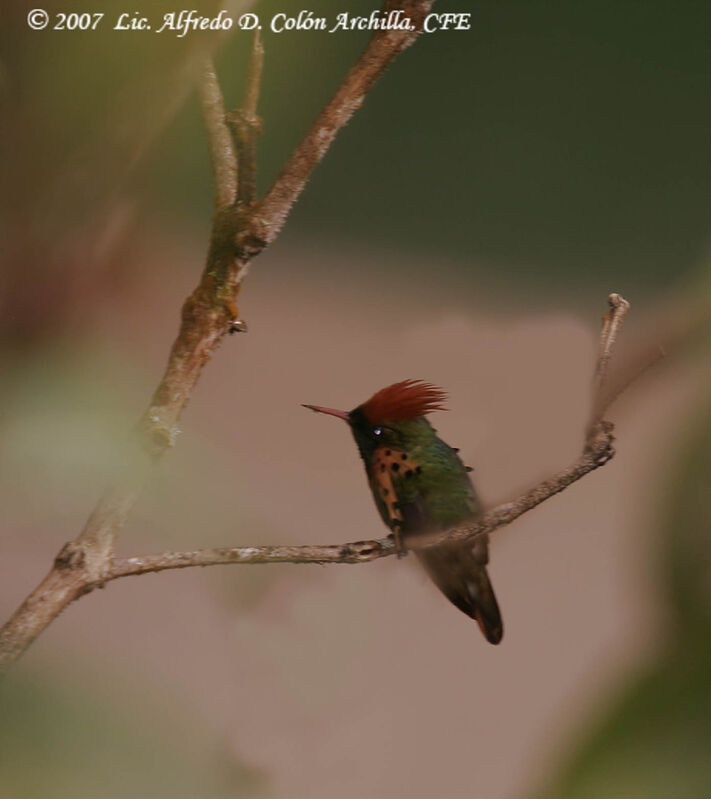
left=359, top=379, right=448, bottom=423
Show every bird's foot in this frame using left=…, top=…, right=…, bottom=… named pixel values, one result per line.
left=391, top=529, right=408, bottom=558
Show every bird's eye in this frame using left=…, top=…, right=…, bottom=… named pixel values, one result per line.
left=373, top=426, right=383, bottom=436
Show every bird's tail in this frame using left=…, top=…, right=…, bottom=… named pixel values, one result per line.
left=416, top=539, right=503, bottom=645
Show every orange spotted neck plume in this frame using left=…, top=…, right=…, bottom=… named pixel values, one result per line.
left=304, top=379, right=503, bottom=644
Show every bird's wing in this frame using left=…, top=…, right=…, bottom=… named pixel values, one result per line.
left=368, top=447, right=427, bottom=534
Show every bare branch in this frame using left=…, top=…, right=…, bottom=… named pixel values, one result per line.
left=197, top=55, right=238, bottom=210
left=110, top=538, right=396, bottom=578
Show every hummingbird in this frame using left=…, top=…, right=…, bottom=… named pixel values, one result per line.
left=304, top=379, right=503, bottom=644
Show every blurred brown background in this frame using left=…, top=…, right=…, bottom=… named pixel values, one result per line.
left=1, top=1, right=711, bottom=797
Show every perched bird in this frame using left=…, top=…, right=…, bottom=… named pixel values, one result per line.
left=304, top=379, right=503, bottom=644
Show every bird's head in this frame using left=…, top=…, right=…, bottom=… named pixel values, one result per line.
left=303, top=379, right=447, bottom=460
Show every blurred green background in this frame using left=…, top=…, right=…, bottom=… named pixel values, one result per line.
left=2, top=1, right=711, bottom=797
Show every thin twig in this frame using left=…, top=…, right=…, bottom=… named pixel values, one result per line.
left=110, top=539, right=397, bottom=577
left=598, top=282, right=711, bottom=414
left=197, top=56, right=239, bottom=211
left=227, top=30, right=265, bottom=209
left=590, top=292, right=631, bottom=428
left=600, top=343, right=666, bottom=414
left=243, top=30, right=265, bottom=117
